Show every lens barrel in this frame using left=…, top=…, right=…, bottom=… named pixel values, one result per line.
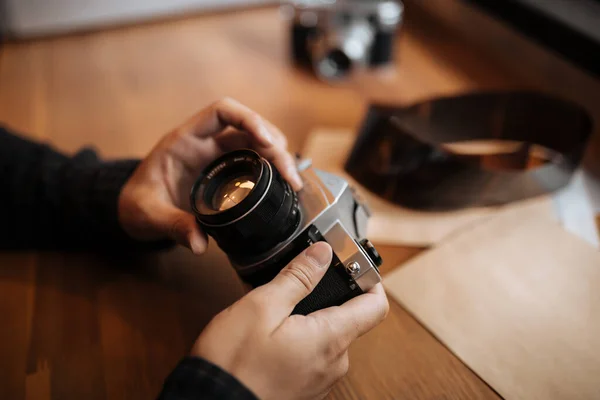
left=190, top=149, right=300, bottom=259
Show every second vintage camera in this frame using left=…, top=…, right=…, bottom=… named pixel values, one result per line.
left=190, top=149, right=382, bottom=315
left=284, top=0, right=403, bottom=80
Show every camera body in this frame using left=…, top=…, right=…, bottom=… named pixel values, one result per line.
left=230, top=160, right=382, bottom=315
left=285, top=0, right=403, bottom=80
left=191, top=150, right=382, bottom=315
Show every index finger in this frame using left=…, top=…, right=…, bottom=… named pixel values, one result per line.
left=183, top=97, right=274, bottom=146
left=311, top=283, right=389, bottom=344
left=216, top=128, right=303, bottom=191
left=182, top=98, right=303, bottom=191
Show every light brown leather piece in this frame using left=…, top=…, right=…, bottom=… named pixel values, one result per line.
left=384, top=200, right=600, bottom=400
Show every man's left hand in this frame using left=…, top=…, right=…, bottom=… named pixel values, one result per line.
left=118, top=98, right=302, bottom=253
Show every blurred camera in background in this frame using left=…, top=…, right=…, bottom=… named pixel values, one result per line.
left=282, top=0, right=403, bottom=81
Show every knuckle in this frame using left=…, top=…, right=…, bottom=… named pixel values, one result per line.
left=214, top=97, right=234, bottom=109
left=324, top=341, right=341, bottom=360
left=313, top=364, right=329, bottom=383
left=169, top=214, right=189, bottom=241
left=338, top=355, right=350, bottom=378
left=204, top=309, right=230, bottom=334
left=169, top=126, right=186, bottom=141
left=247, top=113, right=264, bottom=129
left=323, top=313, right=353, bottom=349
left=281, top=262, right=313, bottom=293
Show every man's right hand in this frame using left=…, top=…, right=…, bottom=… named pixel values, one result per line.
left=191, top=242, right=389, bottom=400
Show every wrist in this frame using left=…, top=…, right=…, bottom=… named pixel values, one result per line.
left=158, top=356, right=259, bottom=400
left=86, top=158, right=141, bottom=242
left=191, top=342, right=271, bottom=400
left=117, top=182, right=142, bottom=240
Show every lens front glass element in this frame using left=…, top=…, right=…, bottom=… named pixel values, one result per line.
left=190, top=149, right=301, bottom=259
left=192, top=156, right=262, bottom=216
left=212, top=174, right=256, bottom=211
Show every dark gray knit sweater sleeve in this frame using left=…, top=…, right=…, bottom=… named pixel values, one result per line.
left=0, top=126, right=156, bottom=250
left=0, top=127, right=257, bottom=399
left=157, top=357, right=259, bottom=400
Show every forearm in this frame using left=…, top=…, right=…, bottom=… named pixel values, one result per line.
left=157, top=357, right=258, bottom=400
left=0, top=126, right=166, bottom=250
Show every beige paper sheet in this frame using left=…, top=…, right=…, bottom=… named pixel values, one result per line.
left=303, top=129, right=553, bottom=246
left=384, top=200, right=600, bottom=400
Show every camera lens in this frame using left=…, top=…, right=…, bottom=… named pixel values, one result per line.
left=211, top=173, right=256, bottom=211
left=317, top=49, right=352, bottom=79
left=190, top=149, right=300, bottom=258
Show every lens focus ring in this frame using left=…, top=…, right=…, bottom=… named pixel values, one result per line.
left=232, top=171, right=291, bottom=237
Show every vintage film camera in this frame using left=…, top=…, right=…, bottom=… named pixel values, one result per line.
left=284, top=0, right=403, bottom=80
left=190, top=149, right=382, bottom=315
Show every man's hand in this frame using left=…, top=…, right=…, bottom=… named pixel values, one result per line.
left=118, top=98, right=302, bottom=253
left=192, top=242, right=390, bottom=400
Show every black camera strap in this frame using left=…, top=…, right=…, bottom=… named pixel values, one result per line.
left=345, top=92, right=593, bottom=210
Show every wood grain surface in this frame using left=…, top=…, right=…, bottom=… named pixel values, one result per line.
left=0, top=4, right=529, bottom=399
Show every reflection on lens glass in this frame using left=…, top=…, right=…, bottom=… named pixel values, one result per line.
left=212, top=174, right=256, bottom=211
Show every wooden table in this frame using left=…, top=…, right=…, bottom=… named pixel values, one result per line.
left=0, top=5, right=525, bottom=399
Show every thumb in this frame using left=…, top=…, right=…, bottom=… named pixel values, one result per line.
left=262, top=242, right=333, bottom=320
left=158, top=205, right=207, bottom=254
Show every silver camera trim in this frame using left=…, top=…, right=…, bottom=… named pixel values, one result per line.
left=284, top=0, right=403, bottom=80
left=287, top=0, right=403, bottom=31
left=232, top=163, right=381, bottom=294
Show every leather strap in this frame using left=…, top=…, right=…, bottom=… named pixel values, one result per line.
left=345, top=92, right=593, bottom=210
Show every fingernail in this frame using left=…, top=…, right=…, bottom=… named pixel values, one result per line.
left=190, top=237, right=206, bottom=255
left=305, top=242, right=332, bottom=268
left=259, top=124, right=274, bottom=145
